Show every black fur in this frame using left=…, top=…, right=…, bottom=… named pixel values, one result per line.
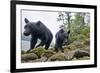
left=55, top=29, right=70, bottom=52
left=23, top=18, right=53, bottom=52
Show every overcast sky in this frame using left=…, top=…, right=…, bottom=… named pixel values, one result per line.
left=22, top=10, right=63, bottom=43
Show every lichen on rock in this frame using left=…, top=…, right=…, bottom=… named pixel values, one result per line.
left=29, top=47, right=46, bottom=58
left=41, top=50, right=56, bottom=58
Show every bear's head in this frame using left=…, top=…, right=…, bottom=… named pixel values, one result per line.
left=23, top=18, right=41, bottom=36
left=61, top=29, right=70, bottom=45
left=23, top=18, right=33, bottom=36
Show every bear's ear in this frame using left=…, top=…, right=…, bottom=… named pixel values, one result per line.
left=67, top=30, right=70, bottom=34
left=36, top=21, right=41, bottom=26
left=24, top=18, right=29, bottom=23
left=60, top=29, right=64, bottom=33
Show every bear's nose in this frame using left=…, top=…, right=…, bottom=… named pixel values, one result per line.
left=24, top=32, right=29, bottom=36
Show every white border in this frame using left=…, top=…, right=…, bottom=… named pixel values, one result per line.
left=16, top=4, right=94, bottom=69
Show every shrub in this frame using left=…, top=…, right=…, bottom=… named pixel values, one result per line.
left=68, top=25, right=90, bottom=43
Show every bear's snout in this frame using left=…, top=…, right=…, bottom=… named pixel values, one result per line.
left=24, top=32, right=30, bottom=36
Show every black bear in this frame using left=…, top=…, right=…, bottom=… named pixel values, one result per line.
left=23, top=18, right=53, bottom=52
left=55, top=29, right=70, bottom=52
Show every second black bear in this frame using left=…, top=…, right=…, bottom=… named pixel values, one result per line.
left=23, top=18, right=53, bottom=52
left=55, top=29, right=70, bottom=52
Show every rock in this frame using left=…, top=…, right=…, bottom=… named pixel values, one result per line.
left=64, top=49, right=90, bottom=60
left=72, top=58, right=77, bottom=60
left=72, top=41, right=84, bottom=48
left=29, top=47, right=46, bottom=58
left=83, top=39, right=90, bottom=45
left=66, top=41, right=85, bottom=50
left=32, top=57, right=48, bottom=62
left=21, top=53, right=38, bottom=62
left=78, top=56, right=90, bottom=60
left=64, top=50, right=75, bottom=60
left=41, top=50, right=56, bottom=58
left=64, top=48, right=72, bottom=53
left=21, top=50, right=26, bottom=54
left=49, top=48, right=55, bottom=51
left=72, top=49, right=90, bottom=59
left=80, top=46, right=90, bottom=53
left=66, top=44, right=77, bottom=50
left=48, top=53, right=66, bottom=61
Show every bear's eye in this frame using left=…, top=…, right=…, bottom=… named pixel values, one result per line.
left=24, top=25, right=30, bottom=29
left=24, top=25, right=27, bottom=29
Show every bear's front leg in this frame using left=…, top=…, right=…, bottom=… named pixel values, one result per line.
left=27, top=37, right=37, bottom=53
left=35, top=42, right=44, bottom=48
left=30, top=37, right=37, bottom=49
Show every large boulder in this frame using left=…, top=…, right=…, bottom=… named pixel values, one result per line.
left=79, top=46, right=90, bottom=53
left=48, top=52, right=66, bottom=61
left=78, top=56, right=90, bottom=60
left=65, top=41, right=85, bottom=50
left=21, top=53, right=38, bottom=62
left=41, top=50, right=56, bottom=58
left=64, top=49, right=90, bottom=60
left=29, top=47, right=46, bottom=58
left=73, top=49, right=90, bottom=59
left=32, top=57, right=48, bottom=62
left=64, top=50, right=75, bottom=60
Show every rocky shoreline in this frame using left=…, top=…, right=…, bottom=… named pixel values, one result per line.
left=21, top=40, right=90, bottom=63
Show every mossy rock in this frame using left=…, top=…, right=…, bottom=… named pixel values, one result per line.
left=66, top=44, right=77, bottom=50
left=80, top=46, right=90, bottom=53
left=64, top=47, right=72, bottom=53
left=72, top=41, right=85, bottom=48
left=78, top=56, right=90, bottom=60
left=48, top=53, right=66, bottom=61
left=64, top=50, right=75, bottom=60
left=29, top=47, right=46, bottom=58
left=83, top=39, right=90, bottom=45
left=32, top=57, right=48, bottom=62
left=21, top=50, right=26, bottom=54
left=67, top=41, right=85, bottom=50
left=41, top=50, right=56, bottom=58
left=21, top=53, right=38, bottom=62
left=72, top=49, right=90, bottom=59
left=64, top=49, right=90, bottom=60
left=49, top=48, right=55, bottom=51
